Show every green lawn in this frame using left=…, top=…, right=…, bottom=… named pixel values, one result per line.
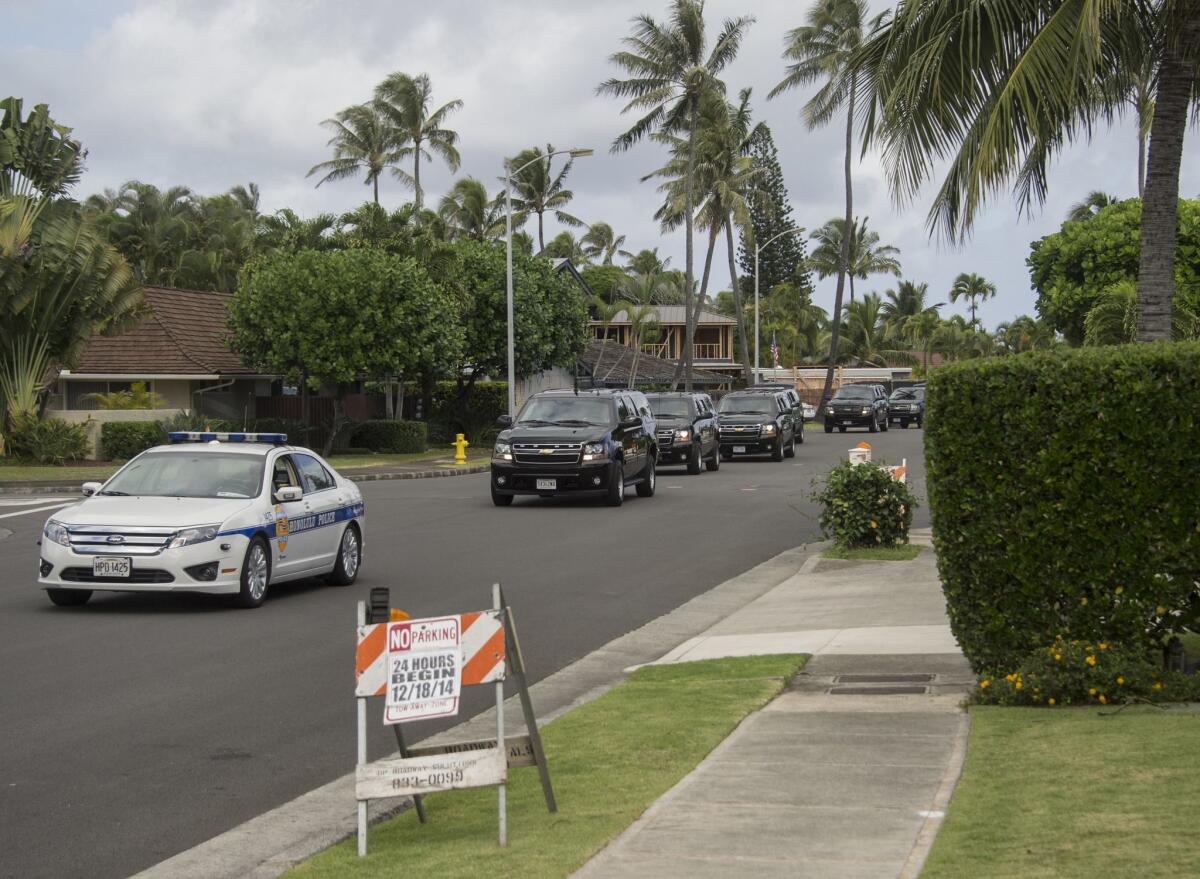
left=822, top=544, right=922, bottom=561
left=922, top=705, right=1200, bottom=879
left=288, top=655, right=807, bottom=879
left=0, top=462, right=119, bottom=483
left=325, top=449, right=489, bottom=470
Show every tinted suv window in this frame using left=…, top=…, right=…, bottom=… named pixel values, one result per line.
left=294, top=453, right=335, bottom=493
left=616, top=396, right=631, bottom=420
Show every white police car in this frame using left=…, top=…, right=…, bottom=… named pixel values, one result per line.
left=38, top=432, right=365, bottom=608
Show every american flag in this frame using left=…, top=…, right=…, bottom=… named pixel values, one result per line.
left=770, top=332, right=780, bottom=368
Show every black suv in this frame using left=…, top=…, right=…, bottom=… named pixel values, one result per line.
left=824, top=384, right=889, bottom=433
left=490, top=389, right=657, bottom=507
left=888, top=386, right=925, bottom=428
left=745, top=385, right=805, bottom=444
left=646, top=392, right=720, bottom=474
left=716, top=390, right=798, bottom=461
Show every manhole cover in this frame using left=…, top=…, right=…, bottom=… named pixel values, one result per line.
left=834, top=674, right=935, bottom=684
left=828, top=686, right=928, bottom=695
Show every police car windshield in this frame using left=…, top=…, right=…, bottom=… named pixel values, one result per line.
left=517, top=397, right=613, bottom=426
left=102, top=452, right=265, bottom=499
left=718, top=396, right=777, bottom=415
left=647, top=397, right=691, bottom=418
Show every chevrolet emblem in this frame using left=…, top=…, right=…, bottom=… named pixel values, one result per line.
left=735, top=426, right=744, bottom=432
left=540, top=448, right=554, bottom=455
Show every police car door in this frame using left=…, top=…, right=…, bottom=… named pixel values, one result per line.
left=269, top=453, right=320, bottom=578
left=291, top=453, right=342, bottom=570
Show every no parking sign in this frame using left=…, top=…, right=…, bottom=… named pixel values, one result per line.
left=384, top=616, right=462, bottom=723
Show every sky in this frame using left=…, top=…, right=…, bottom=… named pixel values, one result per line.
left=4, top=0, right=1197, bottom=331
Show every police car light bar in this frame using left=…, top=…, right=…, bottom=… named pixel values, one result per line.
left=167, top=431, right=288, bottom=444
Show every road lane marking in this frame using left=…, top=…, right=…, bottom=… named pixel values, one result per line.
left=0, top=502, right=74, bottom=520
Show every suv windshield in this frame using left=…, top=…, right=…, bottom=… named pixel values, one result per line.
left=718, top=396, right=778, bottom=415
left=890, top=387, right=924, bottom=401
left=646, top=397, right=691, bottom=418
left=517, top=396, right=614, bottom=426
left=833, top=386, right=873, bottom=400
left=101, top=451, right=265, bottom=499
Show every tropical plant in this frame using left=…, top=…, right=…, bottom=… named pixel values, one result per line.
left=737, top=125, right=809, bottom=294
left=995, top=315, right=1057, bottom=354
left=599, top=0, right=754, bottom=390
left=82, top=381, right=164, bottom=410
left=1066, top=191, right=1120, bottom=223
left=809, top=216, right=901, bottom=304
left=84, top=180, right=195, bottom=284
left=373, top=73, right=463, bottom=212
left=948, top=272, right=997, bottom=326
left=437, top=178, right=505, bottom=241
left=839, top=293, right=914, bottom=367
left=540, top=230, right=587, bottom=263
left=505, top=144, right=582, bottom=251
left=257, top=208, right=337, bottom=253
left=855, top=0, right=1200, bottom=342
left=581, top=222, right=627, bottom=265
left=624, top=247, right=670, bottom=275
left=307, top=103, right=403, bottom=205
left=761, top=280, right=828, bottom=366
left=1083, top=280, right=1200, bottom=345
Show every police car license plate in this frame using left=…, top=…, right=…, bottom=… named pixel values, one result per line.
left=536, top=479, right=556, bottom=490
left=93, top=557, right=131, bottom=578
left=733, top=445, right=747, bottom=454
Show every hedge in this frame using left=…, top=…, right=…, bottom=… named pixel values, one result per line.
left=925, top=342, right=1200, bottom=673
left=351, top=420, right=427, bottom=453
left=430, top=381, right=507, bottom=443
left=100, top=421, right=163, bottom=461
left=816, top=460, right=916, bottom=548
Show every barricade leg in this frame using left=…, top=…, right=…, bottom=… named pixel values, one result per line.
left=493, top=583, right=507, bottom=846
left=356, top=600, right=368, bottom=857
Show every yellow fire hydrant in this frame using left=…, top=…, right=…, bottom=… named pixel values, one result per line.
left=451, top=432, right=469, bottom=465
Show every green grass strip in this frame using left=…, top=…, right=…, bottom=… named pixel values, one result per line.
left=922, top=705, right=1200, bottom=879
left=822, top=544, right=922, bottom=561
left=289, top=654, right=807, bottom=879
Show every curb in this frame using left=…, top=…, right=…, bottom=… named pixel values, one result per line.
left=0, top=464, right=490, bottom=497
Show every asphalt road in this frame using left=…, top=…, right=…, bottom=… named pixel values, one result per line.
left=0, top=426, right=927, bottom=879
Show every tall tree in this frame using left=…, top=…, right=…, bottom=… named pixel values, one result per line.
left=948, top=272, right=997, bottom=326
left=505, top=144, right=582, bottom=251
left=307, top=103, right=402, bottom=205
left=881, top=279, right=941, bottom=335
left=624, top=247, right=670, bottom=275
left=808, top=216, right=901, bottom=303
left=373, top=73, right=463, bottom=211
left=855, top=0, right=1200, bottom=342
left=839, top=292, right=914, bottom=367
left=541, top=230, right=588, bottom=263
left=770, top=0, right=870, bottom=405
left=599, top=0, right=753, bottom=390
left=85, top=181, right=194, bottom=283
left=582, top=222, right=627, bottom=264
left=437, top=178, right=505, bottom=241
left=737, top=125, right=809, bottom=293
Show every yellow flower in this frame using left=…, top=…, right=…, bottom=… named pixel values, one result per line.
left=1015, top=681, right=1023, bottom=690
left=1089, top=688, right=1097, bottom=696
left=1116, top=676, right=1125, bottom=685
left=1098, top=642, right=1108, bottom=651
left=1086, top=655, right=1097, bottom=666
left=1054, top=654, right=1062, bottom=662
left=1156, top=606, right=1167, bottom=616
left=1005, top=674, right=1015, bottom=682
left=869, top=520, right=878, bottom=529
left=979, top=679, right=990, bottom=689
left=1048, top=698, right=1056, bottom=706
left=1055, top=634, right=1063, bottom=641
left=1153, top=682, right=1163, bottom=691
left=1099, top=694, right=1107, bottom=705
left=1114, top=586, right=1123, bottom=595
left=1080, top=596, right=1088, bottom=606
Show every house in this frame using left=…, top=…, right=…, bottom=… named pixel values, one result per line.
left=590, top=305, right=740, bottom=370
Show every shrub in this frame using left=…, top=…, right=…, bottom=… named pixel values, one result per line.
left=816, top=460, right=915, bottom=549
left=100, top=421, right=162, bottom=461
left=158, top=412, right=232, bottom=434
left=974, top=638, right=1200, bottom=707
left=430, top=381, right=507, bottom=445
left=351, top=420, right=427, bottom=454
left=6, top=415, right=88, bottom=464
left=926, top=343, right=1200, bottom=673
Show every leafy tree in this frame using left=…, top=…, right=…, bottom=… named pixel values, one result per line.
left=437, top=178, right=505, bottom=241
left=1083, top=279, right=1200, bottom=345
left=881, top=279, right=941, bottom=339
left=257, top=208, right=337, bottom=253
left=995, top=315, right=1057, bottom=354
left=581, top=222, right=626, bottom=265
left=624, top=247, right=670, bottom=275
left=1028, top=198, right=1200, bottom=344
left=856, top=0, right=1200, bottom=341
left=540, top=230, right=587, bottom=263
left=839, top=292, right=913, bottom=367
left=737, top=125, right=808, bottom=293
left=808, top=216, right=901, bottom=303
left=761, top=281, right=827, bottom=366
left=373, top=73, right=463, bottom=212
left=84, top=181, right=194, bottom=283
left=307, top=103, right=403, bottom=205
left=505, top=145, right=582, bottom=251
left=230, top=249, right=463, bottom=453
left=580, top=263, right=628, bottom=302
left=948, top=272, right=996, bottom=326
left=599, top=0, right=754, bottom=391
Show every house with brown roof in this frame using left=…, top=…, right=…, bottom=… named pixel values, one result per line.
left=590, top=305, right=740, bottom=371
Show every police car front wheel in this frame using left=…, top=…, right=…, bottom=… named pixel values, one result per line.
left=235, top=536, right=271, bottom=608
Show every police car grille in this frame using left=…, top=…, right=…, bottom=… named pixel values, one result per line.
left=513, top=443, right=583, bottom=465
left=61, top=567, right=175, bottom=583
left=67, top=526, right=177, bottom=556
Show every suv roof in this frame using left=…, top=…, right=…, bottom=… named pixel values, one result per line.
left=533, top=388, right=631, bottom=398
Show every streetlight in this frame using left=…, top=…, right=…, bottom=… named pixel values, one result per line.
left=753, top=226, right=806, bottom=384
left=506, top=146, right=594, bottom=416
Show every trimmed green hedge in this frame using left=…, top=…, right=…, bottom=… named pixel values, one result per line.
left=100, top=421, right=162, bottom=461
left=351, top=420, right=427, bottom=453
left=925, top=343, right=1200, bottom=672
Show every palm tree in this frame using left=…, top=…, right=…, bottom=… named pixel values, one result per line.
left=599, top=0, right=754, bottom=391
left=1083, top=280, right=1200, bottom=345
left=808, top=216, right=901, bottom=304
left=258, top=208, right=337, bottom=252
left=307, top=103, right=403, bottom=205
left=839, top=293, right=914, bottom=367
left=582, top=222, right=627, bottom=264
left=996, top=315, right=1057, bottom=354
left=1066, top=191, right=1120, bottom=223
left=881, top=279, right=941, bottom=339
left=948, top=272, right=997, bottom=326
left=770, top=0, right=871, bottom=404
left=856, top=0, right=1200, bottom=342
left=505, top=145, right=582, bottom=251
left=373, top=73, right=463, bottom=211
left=86, top=180, right=195, bottom=284
left=624, top=247, right=670, bottom=275
left=437, top=178, right=505, bottom=242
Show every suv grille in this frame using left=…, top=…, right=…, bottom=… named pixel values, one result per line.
left=61, top=567, right=175, bottom=584
left=719, top=425, right=762, bottom=440
left=656, top=429, right=675, bottom=447
left=512, top=442, right=583, bottom=465
left=66, top=526, right=177, bottom=556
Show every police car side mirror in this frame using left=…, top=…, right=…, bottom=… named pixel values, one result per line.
left=81, top=481, right=101, bottom=497
left=276, top=486, right=303, bottom=503
left=496, top=414, right=514, bottom=428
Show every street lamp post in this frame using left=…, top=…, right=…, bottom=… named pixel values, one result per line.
left=506, top=147, right=594, bottom=416
left=753, top=226, right=806, bottom=384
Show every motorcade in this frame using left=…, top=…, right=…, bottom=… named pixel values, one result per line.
left=750, top=382, right=806, bottom=426
left=888, top=386, right=925, bottom=428
left=646, top=392, right=720, bottom=474
left=823, top=384, right=890, bottom=433
left=716, top=390, right=798, bottom=462
left=491, top=388, right=657, bottom=507
left=38, top=432, right=365, bottom=609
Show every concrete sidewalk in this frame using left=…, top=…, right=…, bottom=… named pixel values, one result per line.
left=576, top=530, right=973, bottom=879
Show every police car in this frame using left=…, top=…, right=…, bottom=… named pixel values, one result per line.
left=38, top=432, right=365, bottom=609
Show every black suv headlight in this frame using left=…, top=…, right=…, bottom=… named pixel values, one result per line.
left=493, top=441, right=513, bottom=461
left=582, top=442, right=608, bottom=462
left=761, top=423, right=777, bottom=436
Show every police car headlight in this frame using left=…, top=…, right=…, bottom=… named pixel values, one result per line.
left=169, top=525, right=220, bottom=549
left=674, top=429, right=691, bottom=441
left=761, top=423, right=777, bottom=436
left=44, top=519, right=70, bottom=547
left=582, top=442, right=608, bottom=462
left=493, top=442, right=512, bottom=461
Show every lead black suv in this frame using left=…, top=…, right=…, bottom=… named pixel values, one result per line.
left=646, top=392, right=720, bottom=474
left=824, top=384, right=889, bottom=433
left=490, top=389, right=657, bottom=507
left=716, top=390, right=798, bottom=462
